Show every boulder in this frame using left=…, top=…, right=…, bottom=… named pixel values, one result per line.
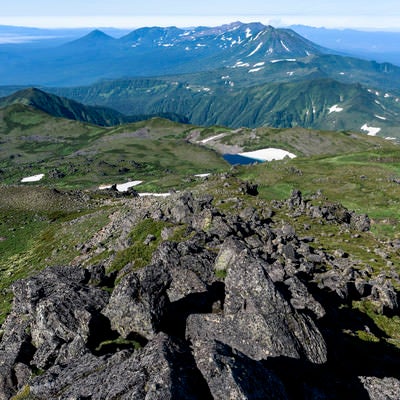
left=103, top=263, right=171, bottom=340
left=30, top=333, right=210, bottom=400
left=0, top=266, right=109, bottom=398
left=359, top=376, right=400, bottom=400
left=187, top=251, right=327, bottom=364
left=191, top=339, right=288, bottom=400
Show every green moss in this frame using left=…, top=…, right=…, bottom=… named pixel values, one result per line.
left=353, top=300, right=400, bottom=348
left=215, top=269, right=227, bottom=279
left=10, top=385, right=32, bottom=400
left=356, top=330, right=380, bottom=343
left=95, top=337, right=142, bottom=353
left=107, top=218, right=170, bottom=274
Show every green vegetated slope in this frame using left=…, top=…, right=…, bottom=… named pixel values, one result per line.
left=198, top=126, right=396, bottom=157
left=0, top=105, right=228, bottom=190
left=0, top=87, right=189, bottom=126
left=235, top=146, right=400, bottom=238
left=0, top=119, right=399, bottom=351
left=50, top=76, right=400, bottom=139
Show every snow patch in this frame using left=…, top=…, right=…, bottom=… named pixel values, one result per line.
left=21, top=174, right=44, bottom=183
left=253, top=62, right=265, bottom=67
left=339, top=72, right=345, bottom=75
left=245, top=28, right=252, bottom=38
left=116, top=181, right=143, bottom=191
left=253, top=31, right=263, bottom=41
left=280, top=40, right=290, bottom=52
left=233, top=61, right=250, bottom=68
left=361, top=124, right=381, bottom=136
left=138, top=192, right=171, bottom=197
left=328, top=104, right=344, bottom=114
left=239, top=148, right=296, bottom=162
left=270, top=59, right=296, bottom=63
left=99, top=181, right=143, bottom=192
left=247, top=42, right=263, bottom=57
left=287, top=71, right=294, bottom=76
left=375, top=115, right=387, bottom=120
left=200, top=133, right=226, bottom=144
left=249, top=67, right=264, bottom=73
left=194, top=173, right=211, bottom=178
left=385, top=137, right=397, bottom=141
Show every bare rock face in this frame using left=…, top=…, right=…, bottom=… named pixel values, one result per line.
left=0, top=266, right=109, bottom=399
left=30, top=333, right=210, bottom=400
left=359, top=376, right=400, bottom=400
left=103, top=262, right=171, bottom=340
left=187, top=250, right=327, bottom=364
left=191, top=339, right=288, bottom=400
left=1, top=190, right=399, bottom=400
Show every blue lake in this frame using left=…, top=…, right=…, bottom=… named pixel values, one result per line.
left=223, top=154, right=264, bottom=165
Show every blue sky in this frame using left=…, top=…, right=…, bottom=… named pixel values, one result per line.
left=1, top=0, right=400, bottom=30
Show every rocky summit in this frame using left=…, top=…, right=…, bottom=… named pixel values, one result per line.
left=1, top=188, right=400, bottom=399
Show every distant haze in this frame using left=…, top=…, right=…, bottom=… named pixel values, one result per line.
left=1, top=0, right=400, bottom=30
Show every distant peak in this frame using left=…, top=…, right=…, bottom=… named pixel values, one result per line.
left=86, top=29, right=115, bottom=39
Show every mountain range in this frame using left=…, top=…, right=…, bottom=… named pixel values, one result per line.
left=2, top=21, right=400, bottom=400
left=1, top=21, right=400, bottom=138
left=0, top=22, right=332, bottom=86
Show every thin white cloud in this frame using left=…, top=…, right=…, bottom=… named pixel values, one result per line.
left=0, top=14, right=400, bottom=30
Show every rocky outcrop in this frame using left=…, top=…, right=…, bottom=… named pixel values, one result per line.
left=1, top=190, right=399, bottom=399
left=359, top=376, right=400, bottom=400
left=103, top=262, right=171, bottom=340
left=30, top=333, right=210, bottom=399
left=0, top=266, right=109, bottom=399
left=187, top=250, right=327, bottom=364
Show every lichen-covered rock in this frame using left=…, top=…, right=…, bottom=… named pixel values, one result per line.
left=191, top=339, right=288, bottom=400
left=187, top=251, right=327, bottom=364
left=0, top=265, right=109, bottom=399
left=103, top=262, right=171, bottom=340
left=284, top=276, right=326, bottom=319
left=29, top=333, right=210, bottom=400
left=359, top=376, right=400, bottom=400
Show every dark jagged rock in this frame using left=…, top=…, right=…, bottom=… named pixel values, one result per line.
left=369, top=274, right=398, bottom=313
left=187, top=250, right=328, bottom=364
left=191, top=339, right=289, bottom=400
left=30, top=333, right=211, bottom=400
left=1, top=189, right=399, bottom=399
left=238, top=181, right=258, bottom=196
left=359, top=376, right=400, bottom=400
left=284, top=276, right=326, bottom=319
left=350, top=212, right=371, bottom=232
left=0, top=265, right=109, bottom=399
left=103, top=262, right=171, bottom=340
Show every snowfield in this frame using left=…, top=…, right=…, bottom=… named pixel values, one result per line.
left=239, top=148, right=297, bottom=161
left=138, top=193, right=171, bottom=197
left=200, top=133, right=226, bottom=144
left=328, top=104, right=344, bottom=114
left=361, top=124, right=381, bottom=136
left=99, top=181, right=143, bottom=192
left=21, top=174, right=44, bottom=182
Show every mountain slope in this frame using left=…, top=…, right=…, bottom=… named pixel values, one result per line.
left=0, top=88, right=189, bottom=126
left=48, top=77, right=400, bottom=138
left=0, top=22, right=331, bottom=86
left=0, top=88, right=128, bottom=126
